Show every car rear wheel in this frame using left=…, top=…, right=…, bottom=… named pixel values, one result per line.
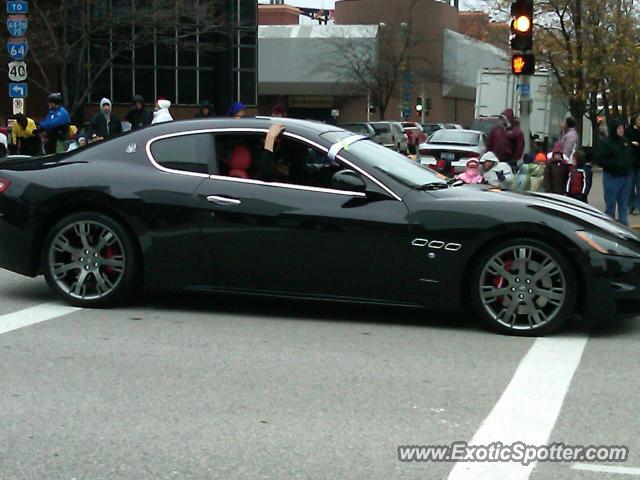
left=42, top=212, right=139, bottom=308
left=470, top=239, right=576, bottom=336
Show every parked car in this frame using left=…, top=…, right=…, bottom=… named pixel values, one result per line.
left=417, top=129, right=487, bottom=173
left=339, top=123, right=383, bottom=144
left=0, top=118, right=637, bottom=336
left=421, top=123, right=464, bottom=139
left=371, top=121, right=409, bottom=154
left=401, top=122, right=427, bottom=154
left=469, top=116, right=502, bottom=136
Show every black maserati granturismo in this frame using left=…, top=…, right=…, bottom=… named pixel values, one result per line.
left=0, top=117, right=639, bottom=336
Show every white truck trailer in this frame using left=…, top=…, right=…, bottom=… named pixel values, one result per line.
left=474, top=68, right=592, bottom=148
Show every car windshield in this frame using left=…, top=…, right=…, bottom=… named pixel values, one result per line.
left=371, top=124, right=390, bottom=134
left=342, top=124, right=369, bottom=135
left=428, top=130, right=479, bottom=146
left=339, top=138, right=445, bottom=188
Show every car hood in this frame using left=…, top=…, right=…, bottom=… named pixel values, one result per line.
left=424, top=184, right=639, bottom=242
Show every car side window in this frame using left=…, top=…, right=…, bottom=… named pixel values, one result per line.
left=214, top=132, right=347, bottom=190
left=150, top=133, right=215, bottom=175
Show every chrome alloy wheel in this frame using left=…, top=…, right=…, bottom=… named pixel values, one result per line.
left=47, top=220, right=126, bottom=301
left=478, top=245, right=567, bottom=331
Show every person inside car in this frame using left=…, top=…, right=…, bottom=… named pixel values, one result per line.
left=255, top=124, right=288, bottom=182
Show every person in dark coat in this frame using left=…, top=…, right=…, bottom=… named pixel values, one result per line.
left=598, top=117, right=633, bottom=225
left=544, top=142, right=569, bottom=194
left=195, top=100, right=214, bottom=118
left=486, top=108, right=525, bottom=172
left=90, top=98, right=122, bottom=139
left=625, top=114, right=640, bottom=215
left=124, top=95, right=153, bottom=130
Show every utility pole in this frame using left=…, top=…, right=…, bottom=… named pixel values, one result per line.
left=421, top=83, right=426, bottom=124
left=519, top=76, right=531, bottom=153
left=510, top=0, right=534, bottom=155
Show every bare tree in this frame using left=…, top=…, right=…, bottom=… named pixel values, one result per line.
left=480, top=0, right=640, bottom=148
left=13, top=0, right=229, bottom=117
left=323, top=1, right=443, bottom=120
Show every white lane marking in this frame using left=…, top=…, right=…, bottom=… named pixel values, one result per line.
left=571, top=464, right=640, bottom=476
left=0, top=303, right=81, bottom=335
left=447, top=334, right=589, bottom=480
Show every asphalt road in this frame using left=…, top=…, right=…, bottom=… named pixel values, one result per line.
left=0, top=267, right=639, bottom=480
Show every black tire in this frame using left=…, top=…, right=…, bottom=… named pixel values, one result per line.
left=42, top=212, right=139, bottom=308
left=470, top=238, right=577, bottom=336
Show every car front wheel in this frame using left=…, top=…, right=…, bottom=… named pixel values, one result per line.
left=470, top=239, right=576, bottom=336
left=42, top=212, right=139, bottom=308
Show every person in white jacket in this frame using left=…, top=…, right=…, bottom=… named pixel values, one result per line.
left=152, top=98, right=173, bottom=124
left=480, top=151, right=514, bottom=189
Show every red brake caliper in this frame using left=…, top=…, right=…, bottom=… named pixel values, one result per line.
left=103, top=246, right=116, bottom=276
left=493, top=260, right=513, bottom=302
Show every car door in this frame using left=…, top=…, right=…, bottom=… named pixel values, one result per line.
left=141, top=131, right=217, bottom=289
left=193, top=131, right=411, bottom=302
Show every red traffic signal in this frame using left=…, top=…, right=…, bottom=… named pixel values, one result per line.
left=512, top=53, right=535, bottom=75
left=510, top=0, right=533, bottom=51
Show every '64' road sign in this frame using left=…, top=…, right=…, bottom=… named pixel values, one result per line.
left=7, top=37, right=28, bottom=60
left=7, top=14, right=28, bottom=37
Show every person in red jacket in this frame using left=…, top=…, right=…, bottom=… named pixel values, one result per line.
left=486, top=108, right=525, bottom=172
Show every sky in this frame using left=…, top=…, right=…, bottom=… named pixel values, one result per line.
left=257, top=0, right=485, bottom=12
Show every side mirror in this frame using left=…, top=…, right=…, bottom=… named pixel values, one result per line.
left=331, top=169, right=366, bottom=193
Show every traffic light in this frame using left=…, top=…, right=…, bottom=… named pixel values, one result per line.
left=512, top=53, right=535, bottom=75
left=510, top=0, right=533, bottom=51
left=415, top=96, right=424, bottom=113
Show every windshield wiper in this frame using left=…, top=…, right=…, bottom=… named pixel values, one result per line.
left=417, top=182, right=450, bottom=191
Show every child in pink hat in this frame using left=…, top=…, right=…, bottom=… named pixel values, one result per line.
left=456, top=158, right=485, bottom=184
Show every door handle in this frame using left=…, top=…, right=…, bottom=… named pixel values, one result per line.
left=206, top=195, right=242, bottom=206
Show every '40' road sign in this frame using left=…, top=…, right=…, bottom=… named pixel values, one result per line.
left=7, top=14, right=28, bottom=37
left=7, top=37, right=28, bottom=60
left=6, top=1, right=28, bottom=14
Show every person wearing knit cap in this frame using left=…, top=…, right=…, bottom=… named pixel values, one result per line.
left=543, top=142, right=570, bottom=195
left=90, top=98, right=122, bottom=139
left=227, top=102, right=246, bottom=118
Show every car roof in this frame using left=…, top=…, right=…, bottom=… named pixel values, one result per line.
left=431, top=128, right=482, bottom=133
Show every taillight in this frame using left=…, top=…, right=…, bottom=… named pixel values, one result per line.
left=418, top=149, right=431, bottom=156
left=0, top=178, right=11, bottom=193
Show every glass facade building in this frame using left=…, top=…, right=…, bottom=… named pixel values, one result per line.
left=87, top=0, right=257, bottom=114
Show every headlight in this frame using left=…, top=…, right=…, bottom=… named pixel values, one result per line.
left=576, top=230, right=640, bottom=258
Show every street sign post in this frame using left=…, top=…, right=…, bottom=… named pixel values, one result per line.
left=6, top=1, right=30, bottom=118
left=7, top=14, right=27, bottom=36
left=8, top=61, right=27, bottom=81
left=9, top=82, right=28, bottom=98
left=7, top=37, right=28, bottom=60
left=6, top=1, right=28, bottom=14
left=12, top=98, right=25, bottom=115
